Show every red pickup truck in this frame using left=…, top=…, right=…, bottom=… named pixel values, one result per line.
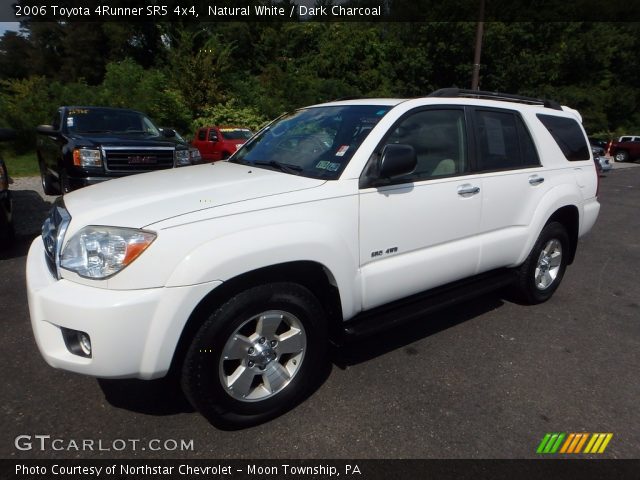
left=608, top=135, right=640, bottom=162
left=191, top=126, right=253, bottom=162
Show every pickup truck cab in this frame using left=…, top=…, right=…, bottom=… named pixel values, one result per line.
left=36, top=106, right=194, bottom=195
left=27, top=89, right=599, bottom=428
left=191, top=126, right=253, bottom=162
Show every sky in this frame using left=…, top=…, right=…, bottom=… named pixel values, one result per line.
left=0, top=21, right=20, bottom=36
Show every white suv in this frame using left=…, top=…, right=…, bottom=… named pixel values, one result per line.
left=27, top=89, right=600, bottom=427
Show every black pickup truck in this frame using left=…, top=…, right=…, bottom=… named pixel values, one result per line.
left=36, top=106, right=197, bottom=194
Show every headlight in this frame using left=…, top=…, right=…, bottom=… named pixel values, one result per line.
left=73, top=148, right=102, bottom=167
left=174, top=149, right=191, bottom=167
left=60, top=226, right=156, bottom=279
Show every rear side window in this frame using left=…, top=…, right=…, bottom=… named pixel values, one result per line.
left=197, top=130, right=206, bottom=141
left=475, top=110, right=539, bottom=170
left=537, top=114, right=590, bottom=161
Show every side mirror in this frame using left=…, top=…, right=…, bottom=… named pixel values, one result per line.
left=162, top=128, right=176, bottom=138
left=379, top=144, right=417, bottom=179
left=36, top=124, right=58, bottom=136
left=0, top=128, right=16, bottom=142
left=209, top=135, right=218, bottom=143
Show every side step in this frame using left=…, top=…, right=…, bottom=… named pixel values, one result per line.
left=341, top=269, right=516, bottom=340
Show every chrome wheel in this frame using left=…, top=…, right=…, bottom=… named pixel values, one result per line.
left=219, top=310, right=306, bottom=402
left=534, top=239, right=562, bottom=290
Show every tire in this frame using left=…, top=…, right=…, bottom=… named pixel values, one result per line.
left=181, top=282, right=327, bottom=428
left=513, top=222, right=569, bottom=305
left=614, top=150, right=628, bottom=162
left=39, top=161, right=60, bottom=196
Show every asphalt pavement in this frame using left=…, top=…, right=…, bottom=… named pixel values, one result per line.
left=1, top=167, right=638, bottom=459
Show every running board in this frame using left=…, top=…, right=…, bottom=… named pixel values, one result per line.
left=341, top=269, right=516, bottom=340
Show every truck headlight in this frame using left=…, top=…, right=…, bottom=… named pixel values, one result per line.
left=73, top=148, right=102, bottom=167
left=60, top=226, right=156, bottom=279
left=174, top=149, right=191, bottom=167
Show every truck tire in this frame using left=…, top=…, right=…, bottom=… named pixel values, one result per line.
left=181, top=282, right=328, bottom=428
left=614, top=150, right=628, bottom=162
left=39, top=161, right=60, bottom=196
left=513, top=222, right=569, bottom=305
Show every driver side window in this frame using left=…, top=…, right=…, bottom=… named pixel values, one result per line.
left=383, top=109, right=468, bottom=182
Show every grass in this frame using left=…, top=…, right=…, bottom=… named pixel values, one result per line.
left=0, top=149, right=39, bottom=178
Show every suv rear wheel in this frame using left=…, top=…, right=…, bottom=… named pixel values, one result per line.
left=513, top=222, right=569, bottom=304
left=181, top=282, right=327, bottom=428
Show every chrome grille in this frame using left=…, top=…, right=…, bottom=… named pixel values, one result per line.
left=41, top=201, right=71, bottom=279
left=103, top=147, right=175, bottom=173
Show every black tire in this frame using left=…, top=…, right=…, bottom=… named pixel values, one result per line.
left=614, top=150, right=628, bottom=162
left=513, top=222, right=569, bottom=305
left=39, top=161, right=60, bottom=196
left=181, top=282, right=327, bottom=428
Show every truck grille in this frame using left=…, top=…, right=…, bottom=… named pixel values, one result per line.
left=42, top=201, right=71, bottom=279
left=103, top=147, right=175, bottom=173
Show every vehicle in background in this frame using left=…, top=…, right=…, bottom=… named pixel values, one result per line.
left=608, top=135, right=640, bottom=162
left=588, top=137, right=609, bottom=150
left=36, top=107, right=195, bottom=195
left=0, top=128, right=16, bottom=246
left=191, top=126, right=253, bottom=162
left=591, top=146, right=612, bottom=173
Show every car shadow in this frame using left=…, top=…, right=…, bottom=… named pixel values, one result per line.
left=331, top=292, right=506, bottom=368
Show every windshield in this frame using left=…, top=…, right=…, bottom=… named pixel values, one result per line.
left=220, top=128, right=253, bottom=140
left=64, top=108, right=160, bottom=136
left=231, top=105, right=391, bottom=179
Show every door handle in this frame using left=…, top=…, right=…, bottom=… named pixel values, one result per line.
left=457, top=184, right=480, bottom=196
left=529, top=175, right=545, bottom=186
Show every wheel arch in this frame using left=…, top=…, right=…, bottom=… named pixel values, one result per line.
left=168, top=261, right=343, bottom=376
left=546, top=205, right=579, bottom=265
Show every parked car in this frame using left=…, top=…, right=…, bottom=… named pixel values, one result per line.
left=592, top=146, right=612, bottom=173
left=36, top=106, right=195, bottom=195
left=608, top=135, right=640, bottom=162
left=0, top=128, right=16, bottom=247
left=191, top=126, right=253, bottom=162
left=588, top=137, right=609, bottom=150
left=27, top=89, right=599, bottom=428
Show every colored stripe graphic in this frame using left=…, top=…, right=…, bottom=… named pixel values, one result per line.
left=537, top=433, right=613, bottom=454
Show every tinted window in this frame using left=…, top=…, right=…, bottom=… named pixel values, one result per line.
left=537, top=114, right=590, bottom=161
left=197, top=130, right=206, bottom=141
left=476, top=110, right=539, bottom=170
left=381, top=109, right=467, bottom=181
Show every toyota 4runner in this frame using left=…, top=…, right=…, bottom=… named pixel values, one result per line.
left=27, top=89, right=600, bottom=427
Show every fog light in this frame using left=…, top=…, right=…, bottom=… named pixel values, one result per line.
left=61, top=327, right=92, bottom=358
left=78, top=333, right=92, bottom=356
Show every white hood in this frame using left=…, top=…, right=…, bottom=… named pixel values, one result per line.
left=63, top=162, right=325, bottom=230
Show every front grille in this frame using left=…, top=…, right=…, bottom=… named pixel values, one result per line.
left=103, top=148, right=175, bottom=173
left=41, top=201, right=71, bottom=279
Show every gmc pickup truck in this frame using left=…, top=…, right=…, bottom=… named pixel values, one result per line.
left=36, top=106, right=197, bottom=194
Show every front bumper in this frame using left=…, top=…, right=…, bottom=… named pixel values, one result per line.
left=27, top=237, right=221, bottom=379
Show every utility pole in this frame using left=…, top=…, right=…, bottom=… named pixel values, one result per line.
left=471, top=0, right=485, bottom=90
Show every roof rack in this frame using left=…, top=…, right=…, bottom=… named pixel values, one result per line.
left=428, top=88, right=562, bottom=111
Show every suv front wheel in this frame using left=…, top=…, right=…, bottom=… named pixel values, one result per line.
left=181, top=282, right=327, bottom=428
left=513, top=222, right=569, bottom=305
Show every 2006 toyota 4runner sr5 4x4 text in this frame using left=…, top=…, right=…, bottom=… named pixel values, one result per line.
left=27, top=89, right=600, bottom=427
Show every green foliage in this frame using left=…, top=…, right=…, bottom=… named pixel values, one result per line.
left=192, top=100, right=268, bottom=132
left=1, top=20, right=639, bottom=151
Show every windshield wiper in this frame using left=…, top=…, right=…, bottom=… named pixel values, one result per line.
left=253, top=160, right=303, bottom=175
